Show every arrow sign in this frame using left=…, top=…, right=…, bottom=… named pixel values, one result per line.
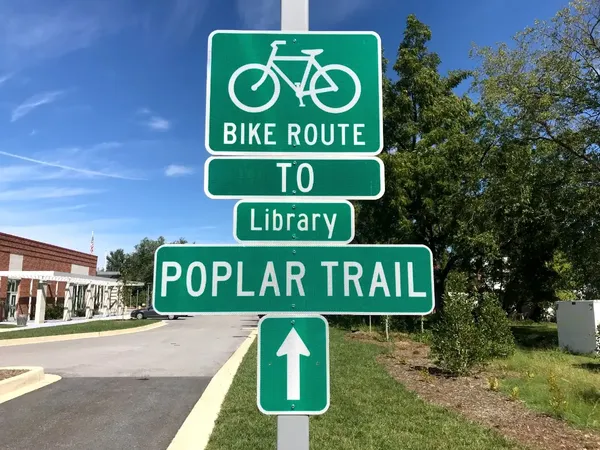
left=276, top=327, right=310, bottom=401
left=257, top=314, right=329, bottom=415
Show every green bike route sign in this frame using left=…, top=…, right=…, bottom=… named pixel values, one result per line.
left=257, top=314, right=329, bottom=415
left=205, top=30, right=383, bottom=155
left=152, top=244, right=434, bottom=315
left=233, top=200, right=354, bottom=244
left=204, top=156, right=384, bottom=199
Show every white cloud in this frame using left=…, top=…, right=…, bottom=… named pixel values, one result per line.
left=0, top=2, right=131, bottom=72
left=0, top=73, right=12, bottom=86
left=165, top=164, right=194, bottom=177
left=0, top=187, right=102, bottom=201
left=164, top=0, right=208, bottom=40
left=0, top=164, right=67, bottom=184
left=136, top=107, right=171, bottom=132
left=43, top=204, right=89, bottom=213
left=89, top=141, right=123, bottom=151
left=0, top=150, right=145, bottom=180
left=236, top=0, right=279, bottom=29
left=147, top=116, right=171, bottom=131
left=11, top=90, right=64, bottom=122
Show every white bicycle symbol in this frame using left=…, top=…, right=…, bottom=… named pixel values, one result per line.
left=228, top=40, right=361, bottom=114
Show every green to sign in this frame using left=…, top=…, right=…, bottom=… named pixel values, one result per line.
left=257, top=314, right=329, bottom=415
left=152, top=244, right=434, bottom=315
left=233, top=200, right=354, bottom=244
left=204, top=156, right=384, bottom=199
left=205, top=30, right=382, bottom=155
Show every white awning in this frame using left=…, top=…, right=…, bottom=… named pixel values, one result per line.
left=0, top=271, right=123, bottom=287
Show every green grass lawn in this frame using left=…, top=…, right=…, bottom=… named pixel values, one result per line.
left=490, top=322, right=600, bottom=430
left=0, top=319, right=159, bottom=340
left=0, top=324, right=18, bottom=328
left=206, top=328, right=524, bottom=450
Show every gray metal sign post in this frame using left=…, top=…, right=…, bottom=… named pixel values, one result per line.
left=278, top=0, right=310, bottom=449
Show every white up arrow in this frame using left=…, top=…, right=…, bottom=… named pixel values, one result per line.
left=276, top=327, right=310, bottom=401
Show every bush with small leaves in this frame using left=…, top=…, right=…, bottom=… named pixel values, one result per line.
left=476, top=292, right=516, bottom=359
left=510, top=386, right=520, bottom=401
left=487, top=376, right=500, bottom=391
left=430, top=292, right=486, bottom=376
left=548, top=372, right=568, bottom=417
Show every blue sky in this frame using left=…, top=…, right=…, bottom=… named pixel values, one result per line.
left=0, top=0, right=568, bottom=267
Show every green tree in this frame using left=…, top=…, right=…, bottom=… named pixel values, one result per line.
left=355, top=14, right=493, bottom=311
left=476, top=292, right=515, bottom=358
left=126, top=237, right=167, bottom=288
left=473, top=0, right=600, bottom=170
left=106, top=248, right=128, bottom=272
left=430, top=292, right=485, bottom=375
left=472, top=0, right=600, bottom=306
left=108, top=237, right=190, bottom=297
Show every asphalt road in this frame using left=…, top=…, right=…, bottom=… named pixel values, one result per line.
left=0, top=315, right=257, bottom=450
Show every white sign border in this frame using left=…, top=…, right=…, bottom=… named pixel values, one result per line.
left=203, top=155, right=385, bottom=200
left=151, top=243, right=435, bottom=316
left=233, top=199, right=355, bottom=245
left=205, top=30, right=384, bottom=157
left=256, top=313, right=330, bottom=416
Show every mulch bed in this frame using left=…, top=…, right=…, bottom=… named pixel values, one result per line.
left=0, top=369, right=27, bottom=381
left=348, top=331, right=600, bottom=450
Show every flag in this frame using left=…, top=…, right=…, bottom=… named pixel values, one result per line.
left=90, top=231, right=94, bottom=254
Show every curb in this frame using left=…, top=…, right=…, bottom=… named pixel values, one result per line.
left=0, top=367, right=61, bottom=404
left=0, top=320, right=166, bottom=347
left=0, top=366, right=44, bottom=397
left=168, top=330, right=258, bottom=450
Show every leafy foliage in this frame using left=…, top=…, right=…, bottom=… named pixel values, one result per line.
left=430, top=293, right=486, bottom=375
left=431, top=290, right=515, bottom=375
left=476, top=292, right=516, bottom=359
left=105, top=236, right=189, bottom=296
left=106, top=248, right=127, bottom=272
left=355, top=15, right=492, bottom=311
left=472, top=0, right=600, bottom=307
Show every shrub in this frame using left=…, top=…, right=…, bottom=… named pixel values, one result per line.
left=487, top=376, right=500, bottom=391
left=430, top=292, right=486, bottom=375
left=476, top=292, right=516, bottom=359
left=510, top=386, right=520, bottom=401
left=44, top=305, right=63, bottom=320
left=548, top=372, right=568, bottom=417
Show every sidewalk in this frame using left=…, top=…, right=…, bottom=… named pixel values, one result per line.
left=0, top=310, right=135, bottom=333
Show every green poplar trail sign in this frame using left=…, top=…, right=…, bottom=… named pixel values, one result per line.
left=257, top=315, right=329, bottom=415
left=234, top=200, right=354, bottom=244
left=204, top=156, right=384, bottom=199
left=152, top=244, right=435, bottom=315
left=205, top=31, right=383, bottom=155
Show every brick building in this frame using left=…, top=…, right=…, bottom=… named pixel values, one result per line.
left=0, top=232, right=123, bottom=323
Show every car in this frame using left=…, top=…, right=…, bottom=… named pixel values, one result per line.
left=130, top=306, right=180, bottom=320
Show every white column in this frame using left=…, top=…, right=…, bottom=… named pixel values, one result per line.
left=28, top=279, right=33, bottom=319
left=107, top=287, right=114, bottom=316
left=102, top=286, right=109, bottom=316
left=84, top=285, right=94, bottom=319
left=34, top=282, right=46, bottom=324
left=114, top=286, right=122, bottom=316
left=63, top=283, right=72, bottom=321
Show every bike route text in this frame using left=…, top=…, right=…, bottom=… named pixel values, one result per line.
left=223, top=122, right=366, bottom=147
